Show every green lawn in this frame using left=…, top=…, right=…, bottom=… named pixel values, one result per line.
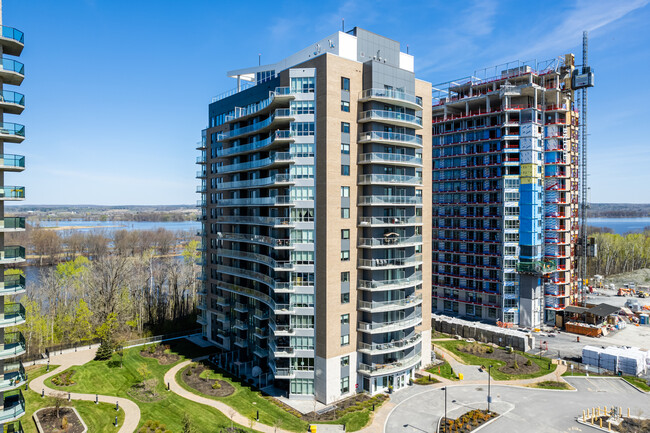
left=46, top=340, right=257, bottom=432
left=435, top=340, right=557, bottom=381
left=426, top=360, right=458, bottom=381
left=24, top=365, right=126, bottom=433
left=623, top=376, right=650, bottom=392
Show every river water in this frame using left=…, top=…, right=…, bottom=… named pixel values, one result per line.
left=36, top=219, right=200, bottom=233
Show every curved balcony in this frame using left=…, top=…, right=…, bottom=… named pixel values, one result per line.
left=0, top=154, right=25, bottom=172
left=0, top=246, right=25, bottom=265
left=358, top=294, right=422, bottom=313
left=359, top=110, right=423, bottom=129
left=1, top=421, right=23, bottom=433
left=215, top=215, right=295, bottom=227
left=0, top=91, right=25, bottom=115
left=0, top=390, right=25, bottom=423
left=216, top=232, right=293, bottom=249
left=0, top=274, right=25, bottom=296
left=217, top=130, right=294, bottom=157
left=358, top=333, right=422, bottom=355
left=358, top=215, right=422, bottom=227
left=358, top=254, right=422, bottom=270
left=0, top=217, right=25, bottom=232
left=217, top=152, right=294, bottom=174
left=0, top=332, right=26, bottom=360
left=0, top=58, right=24, bottom=86
left=0, top=361, right=26, bottom=392
left=359, top=88, right=423, bottom=110
left=0, top=26, right=24, bottom=56
left=220, top=87, right=294, bottom=125
left=272, top=366, right=296, bottom=379
left=358, top=174, right=422, bottom=186
left=0, top=303, right=26, bottom=328
left=0, top=123, right=25, bottom=143
left=358, top=315, right=422, bottom=335
left=358, top=153, right=422, bottom=167
left=358, top=195, right=422, bottom=206
left=222, top=109, right=294, bottom=141
left=358, top=235, right=422, bottom=249
left=217, top=195, right=294, bottom=207
left=358, top=131, right=422, bottom=148
left=217, top=265, right=275, bottom=288
left=218, top=173, right=294, bottom=190
left=217, top=282, right=275, bottom=310
left=217, top=248, right=293, bottom=271
left=358, top=351, right=422, bottom=377
left=358, top=272, right=422, bottom=291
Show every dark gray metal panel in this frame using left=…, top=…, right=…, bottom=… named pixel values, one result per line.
left=209, top=76, right=281, bottom=118
left=354, top=28, right=401, bottom=68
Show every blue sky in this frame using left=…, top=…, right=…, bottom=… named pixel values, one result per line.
left=6, top=0, right=650, bottom=205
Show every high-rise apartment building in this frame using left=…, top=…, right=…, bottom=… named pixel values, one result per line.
left=431, top=56, right=579, bottom=328
left=198, top=27, right=431, bottom=403
left=0, top=1, right=27, bottom=430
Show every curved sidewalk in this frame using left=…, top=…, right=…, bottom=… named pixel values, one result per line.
left=165, top=360, right=298, bottom=433
left=29, top=349, right=141, bottom=433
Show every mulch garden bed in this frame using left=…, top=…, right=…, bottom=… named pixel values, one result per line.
left=414, top=372, right=441, bottom=385
left=593, top=416, right=650, bottom=433
left=51, top=370, right=76, bottom=386
left=140, top=344, right=180, bottom=365
left=458, top=342, right=540, bottom=375
left=138, top=420, right=171, bottom=433
left=181, top=363, right=235, bottom=397
left=302, top=393, right=389, bottom=422
left=438, top=409, right=497, bottom=432
left=35, top=407, right=85, bottom=433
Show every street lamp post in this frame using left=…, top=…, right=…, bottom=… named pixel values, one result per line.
left=443, top=386, right=447, bottom=433
left=487, top=365, right=493, bottom=413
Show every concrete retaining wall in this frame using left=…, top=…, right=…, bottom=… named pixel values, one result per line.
left=432, top=314, right=535, bottom=352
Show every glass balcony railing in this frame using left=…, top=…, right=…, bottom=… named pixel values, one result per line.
left=0, top=91, right=24, bottom=107
left=358, top=216, right=422, bottom=226
left=0, top=390, right=25, bottom=422
left=358, top=131, right=422, bottom=147
left=0, top=332, right=26, bottom=360
left=358, top=195, right=422, bottom=206
left=359, top=88, right=422, bottom=108
left=1, top=26, right=24, bottom=44
left=217, top=152, right=293, bottom=174
left=358, top=255, right=422, bottom=269
left=358, top=351, right=422, bottom=375
left=0, top=155, right=25, bottom=169
left=2, top=420, right=23, bottom=433
left=358, top=315, right=422, bottom=333
left=358, top=152, right=422, bottom=166
left=0, top=58, right=24, bottom=76
left=217, top=131, right=293, bottom=157
left=1, top=246, right=25, bottom=262
left=358, top=294, right=422, bottom=311
left=359, top=110, right=423, bottom=127
left=0, top=274, right=25, bottom=295
left=0, top=303, right=26, bottom=327
left=358, top=272, right=422, bottom=291
left=2, top=217, right=25, bottom=230
left=358, top=235, right=422, bottom=248
left=358, top=174, right=422, bottom=185
left=0, top=123, right=25, bottom=138
left=0, top=361, right=26, bottom=391
left=358, top=333, right=422, bottom=354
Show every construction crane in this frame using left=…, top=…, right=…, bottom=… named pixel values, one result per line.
left=572, top=31, right=595, bottom=306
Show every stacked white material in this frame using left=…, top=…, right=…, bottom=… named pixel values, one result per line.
left=620, top=348, right=648, bottom=375
left=599, top=347, right=620, bottom=372
left=582, top=346, right=603, bottom=367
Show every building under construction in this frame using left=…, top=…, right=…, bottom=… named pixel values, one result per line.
left=431, top=55, right=580, bottom=328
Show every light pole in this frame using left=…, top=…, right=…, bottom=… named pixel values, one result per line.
left=442, top=386, right=447, bottom=433
left=487, top=365, right=493, bottom=413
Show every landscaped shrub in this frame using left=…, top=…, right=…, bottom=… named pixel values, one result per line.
left=526, top=359, right=532, bottom=367
left=94, top=341, right=114, bottom=360
left=212, top=381, right=222, bottom=390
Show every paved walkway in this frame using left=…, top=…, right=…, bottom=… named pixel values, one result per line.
left=165, top=359, right=297, bottom=433
left=29, top=348, right=141, bottom=433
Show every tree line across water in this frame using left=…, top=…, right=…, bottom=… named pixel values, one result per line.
left=588, top=227, right=650, bottom=277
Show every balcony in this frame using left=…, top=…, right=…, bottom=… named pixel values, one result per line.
left=197, top=312, right=207, bottom=325
left=233, top=320, right=248, bottom=331
left=0, top=58, right=24, bottom=86
left=0, top=123, right=25, bottom=143
left=1, top=421, right=23, bottom=433
left=0, top=217, right=25, bottom=232
left=0, top=26, right=24, bottom=56
left=358, top=272, right=422, bottom=291
left=0, top=274, right=25, bottom=296
left=217, top=173, right=294, bottom=190
left=358, top=195, right=422, bottom=206
left=358, top=333, right=422, bottom=355
left=0, top=247, right=25, bottom=264
left=0, top=91, right=24, bottom=115
left=0, top=390, right=25, bottom=423
left=0, top=361, right=26, bottom=392
left=357, top=316, right=422, bottom=334
left=272, top=345, right=295, bottom=358
left=273, top=367, right=296, bottom=379
left=358, top=254, right=422, bottom=270
left=358, top=153, right=422, bottom=167
left=217, top=130, right=294, bottom=157
left=215, top=215, right=295, bottom=227
left=358, top=351, right=422, bottom=376
left=269, top=321, right=294, bottom=335
left=358, top=174, right=422, bottom=186
left=0, top=187, right=23, bottom=201
left=358, top=110, right=423, bottom=129
left=358, top=235, right=422, bottom=249
left=0, top=154, right=25, bottom=172
left=221, top=109, right=294, bottom=141
left=0, top=332, right=26, bottom=360
left=273, top=303, right=296, bottom=315
left=216, top=232, right=293, bottom=249
left=517, top=260, right=557, bottom=275
left=216, top=195, right=294, bottom=207
left=217, top=152, right=295, bottom=174
left=358, top=131, right=422, bottom=148
left=359, top=88, right=423, bottom=110
left=0, top=303, right=25, bottom=328
left=358, top=215, right=422, bottom=227
left=253, top=346, right=268, bottom=358
left=233, top=337, right=248, bottom=348
left=358, top=294, right=422, bottom=313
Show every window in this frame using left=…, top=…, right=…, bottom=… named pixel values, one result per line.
left=291, top=378, right=314, bottom=395
left=341, top=272, right=350, bottom=282
left=291, top=165, right=315, bottom=179
left=291, top=100, right=315, bottom=114
left=341, top=356, right=349, bottom=367
left=341, top=314, right=349, bottom=325
left=341, top=186, right=350, bottom=197
left=340, top=376, right=349, bottom=394
left=292, top=357, right=315, bottom=371
left=290, top=187, right=314, bottom=200
left=291, top=251, right=314, bottom=264
left=341, top=293, right=350, bottom=304
left=341, top=334, right=349, bottom=346
left=291, top=315, right=315, bottom=328
left=341, top=229, right=350, bottom=240
left=341, top=250, right=350, bottom=261
left=341, top=77, right=350, bottom=91
left=341, top=101, right=350, bottom=112
left=341, top=122, right=350, bottom=134
left=291, top=142, right=314, bottom=157
left=341, top=165, right=350, bottom=176
left=341, top=143, right=350, bottom=154
left=291, top=77, right=315, bottom=93
left=291, top=230, right=314, bottom=243
left=341, top=208, right=350, bottom=219
left=291, top=336, right=314, bottom=350
left=291, top=208, right=314, bottom=222
left=292, top=294, right=314, bottom=307
left=291, top=122, right=315, bottom=136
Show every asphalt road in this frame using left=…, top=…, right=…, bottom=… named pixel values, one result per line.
left=385, top=377, right=650, bottom=433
